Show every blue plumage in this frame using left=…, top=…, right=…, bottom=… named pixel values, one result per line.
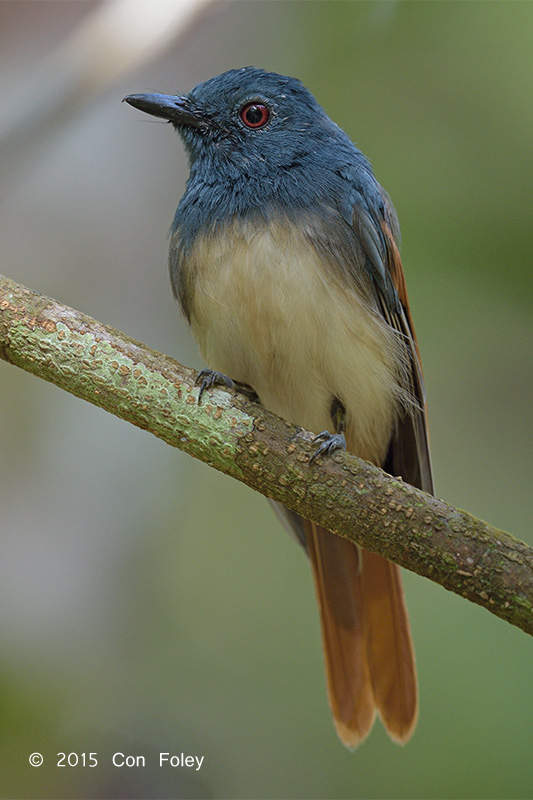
left=173, top=69, right=380, bottom=226
left=134, top=67, right=400, bottom=313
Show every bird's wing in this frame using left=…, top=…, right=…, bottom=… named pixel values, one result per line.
left=351, top=188, right=434, bottom=494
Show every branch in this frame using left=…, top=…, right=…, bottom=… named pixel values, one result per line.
left=1, top=274, right=532, bottom=636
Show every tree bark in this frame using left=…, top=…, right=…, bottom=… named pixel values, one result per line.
left=1, top=274, right=532, bottom=635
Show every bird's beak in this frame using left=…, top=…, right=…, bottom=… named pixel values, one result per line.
left=123, top=93, right=207, bottom=129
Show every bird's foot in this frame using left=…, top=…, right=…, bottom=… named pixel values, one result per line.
left=195, top=369, right=234, bottom=404
left=310, top=431, right=347, bottom=463
left=310, top=397, right=347, bottom=463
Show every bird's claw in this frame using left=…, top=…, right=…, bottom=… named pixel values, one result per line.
left=195, top=368, right=234, bottom=404
left=310, top=431, right=347, bottom=463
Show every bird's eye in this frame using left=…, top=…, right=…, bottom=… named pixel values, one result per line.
left=239, top=102, right=270, bottom=129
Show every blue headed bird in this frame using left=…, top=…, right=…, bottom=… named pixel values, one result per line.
left=125, top=67, right=433, bottom=748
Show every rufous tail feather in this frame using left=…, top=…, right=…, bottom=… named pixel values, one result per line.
left=305, top=521, right=417, bottom=748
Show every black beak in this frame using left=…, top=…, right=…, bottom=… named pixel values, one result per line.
left=123, top=93, right=207, bottom=129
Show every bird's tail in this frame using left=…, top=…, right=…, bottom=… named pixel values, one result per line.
left=304, top=521, right=417, bottom=748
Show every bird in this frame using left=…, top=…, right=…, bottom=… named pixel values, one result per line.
left=124, top=67, right=433, bottom=749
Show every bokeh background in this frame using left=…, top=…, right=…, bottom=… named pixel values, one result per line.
left=1, top=2, right=532, bottom=798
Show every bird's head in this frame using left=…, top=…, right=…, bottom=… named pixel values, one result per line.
left=124, top=67, right=347, bottom=174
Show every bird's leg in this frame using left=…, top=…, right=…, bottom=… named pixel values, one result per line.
left=310, top=397, right=347, bottom=463
left=195, top=369, right=233, bottom=404
left=195, top=368, right=258, bottom=405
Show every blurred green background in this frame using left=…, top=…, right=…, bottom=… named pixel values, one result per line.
left=0, top=1, right=532, bottom=798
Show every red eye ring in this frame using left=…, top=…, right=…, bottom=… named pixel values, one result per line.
left=239, top=102, right=270, bottom=129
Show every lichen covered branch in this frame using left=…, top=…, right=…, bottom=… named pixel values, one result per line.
left=1, top=274, right=532, bottom=635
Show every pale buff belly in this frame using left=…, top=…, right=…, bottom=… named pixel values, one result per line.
left=187, top=219, right=402, bottom=465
